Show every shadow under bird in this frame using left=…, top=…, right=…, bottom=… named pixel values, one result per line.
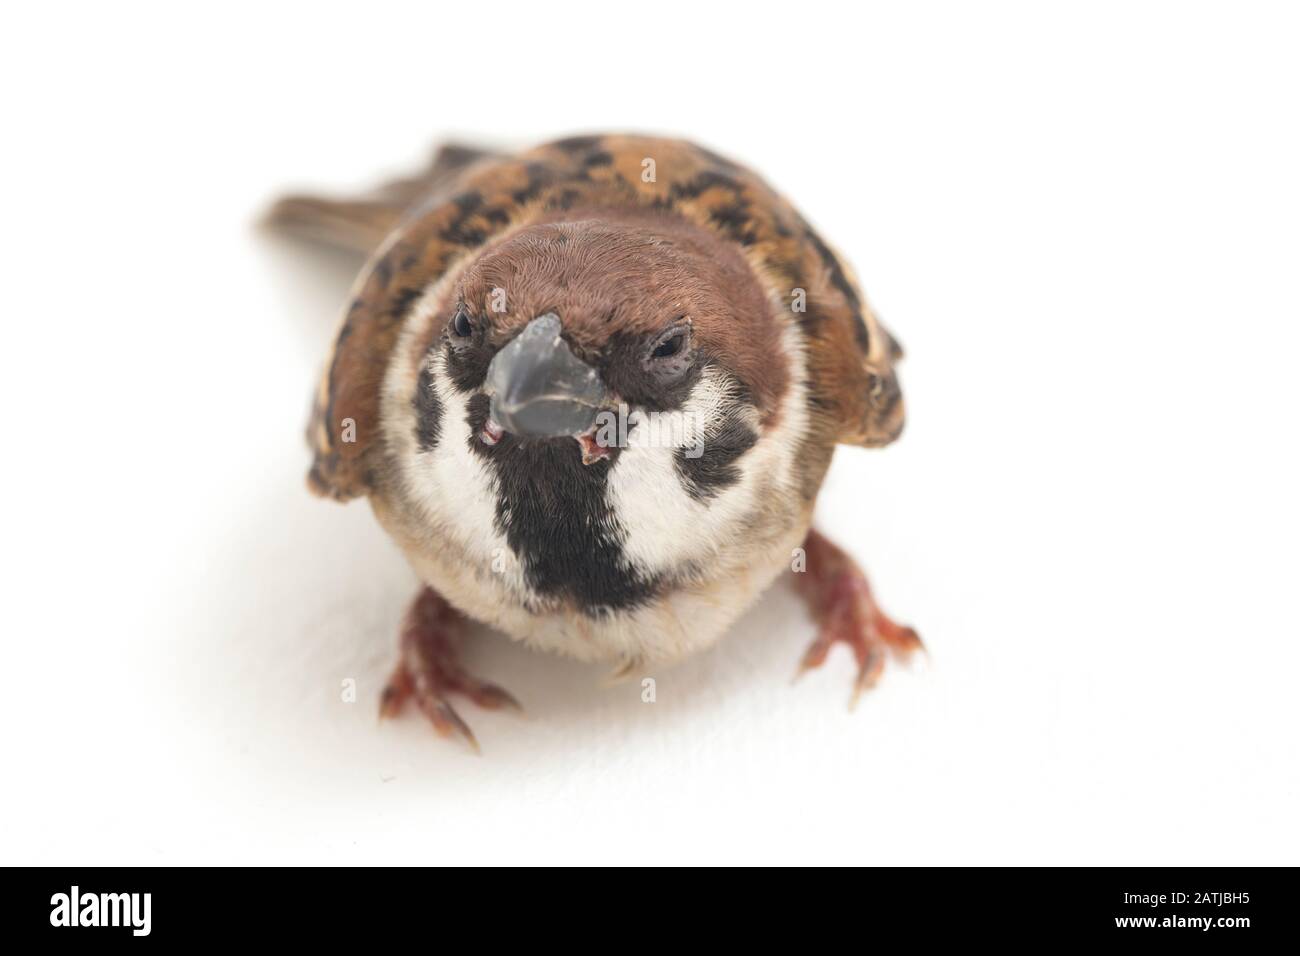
left=267, top=134, right=920, bottom=750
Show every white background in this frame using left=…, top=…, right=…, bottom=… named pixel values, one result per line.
left=2, top=2, right=1297, bottom=865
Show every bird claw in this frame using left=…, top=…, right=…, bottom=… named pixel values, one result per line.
left=793, top=529, right=921, bottom=708
left=452, top=677, right=523, bottom=713
left=379, top=588, right=522, bottom=751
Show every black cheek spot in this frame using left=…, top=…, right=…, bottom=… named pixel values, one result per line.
left=674, top=414, right=758, bottom=501
left=413, top=363, right=443, bottom=451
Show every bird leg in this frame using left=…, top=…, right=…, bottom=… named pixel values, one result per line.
left=792, top=528, right=922, bottom=707
left=379, top=587, right=521, bottom=751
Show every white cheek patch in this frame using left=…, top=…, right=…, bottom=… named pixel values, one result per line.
left=606, top=325, right=808, bottom=580
left=399, top=350, right=528, bottom=593
left=616, top=372, right=745, bottom=457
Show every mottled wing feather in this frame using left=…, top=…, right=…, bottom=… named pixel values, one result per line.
left=295, top=134, right=898, bottom=500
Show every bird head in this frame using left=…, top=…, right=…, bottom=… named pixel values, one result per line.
left=423, top=209, right=788, bottom=466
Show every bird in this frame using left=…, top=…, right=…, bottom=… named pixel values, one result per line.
left=266, top=134, right=920, bottom=749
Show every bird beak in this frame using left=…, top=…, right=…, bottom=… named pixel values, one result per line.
left=485, top=313, right=608, bottom=438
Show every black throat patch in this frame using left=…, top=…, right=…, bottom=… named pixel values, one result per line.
left=464, top=394, right=658, bottom=615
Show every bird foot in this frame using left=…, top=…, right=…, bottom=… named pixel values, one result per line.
left=379, top=587, right=521, bottom=751
left=793, top=529, right=922, bottom=707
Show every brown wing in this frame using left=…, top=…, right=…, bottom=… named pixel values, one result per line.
left=788, top=229, right=907, bottom=448
left=287, top=134, right=903, bottom=500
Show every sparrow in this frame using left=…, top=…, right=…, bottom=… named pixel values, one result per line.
left=267, top=134, right=920, bottom=749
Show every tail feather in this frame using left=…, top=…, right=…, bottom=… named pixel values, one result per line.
left=262, top=141, right=501, bottom=255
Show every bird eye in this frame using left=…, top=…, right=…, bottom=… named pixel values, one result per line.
left=452, top=307, right=473, bottom=338
left=647, top=321, right=691, bottom=366
left=651, top=333, right=685, bottom=359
